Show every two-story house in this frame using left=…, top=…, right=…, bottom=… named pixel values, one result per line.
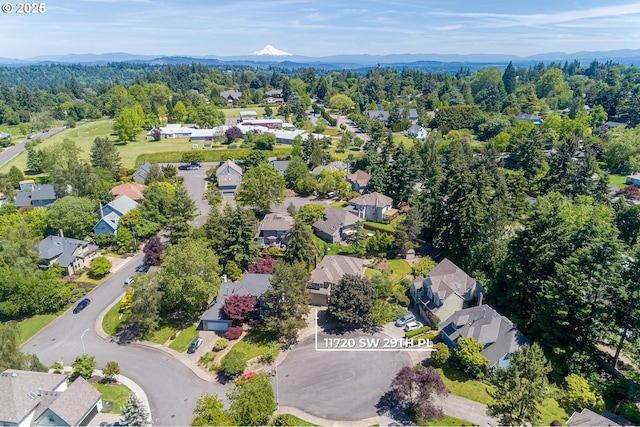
left=410, top=258, right=484, bottom=327
left=38, top=235, right=99, bottom=276
left=256, top=213, right=294, bottom=247
left=346, top=169, right=371, bottom=194
left=348, top=192, right=394, bottom=222
left=216, top=160, right=243, bottom=196
left=14, top=184, right=57, bottom=209
left=440, top=305, right=531, bottom=369
left=93, top=195, right=138, bottom=235
left=312, top=207, right=363, bottom=243
left=309, top=255, right=364, bottom=305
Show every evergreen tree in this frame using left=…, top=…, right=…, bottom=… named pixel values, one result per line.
left=283, top=218, right=315, bottom=267
left=90, top=136, right=122, bottom=176
left=167, top=183, right=196, bottom=242
left=388, top=144, right=422, bottom=203
left=263, top=261, right=312, bottom=345
left=502, top=61, right=516, bottom=95
left=120, top=393, right=151, bottom=426
left=487, top=344, right=551, bottom=426
left=221, top=206, right=261, bottom=267
left=328, top=274, right=375, bottom=325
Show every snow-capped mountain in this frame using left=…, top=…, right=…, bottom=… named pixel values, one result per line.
left=251, top=45, right=292, bottom=56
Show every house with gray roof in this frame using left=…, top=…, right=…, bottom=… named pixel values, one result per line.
left=311, top=161, right=348, bottom=176
left=408, top=124, right=428, bottom=140
left=367, top=110, right=390, bottom=123
left=312, top=207, right=363, bottom=243
left=566, top=408, right=631, bottom=426
left=93, top=195, right=138, bottom=235
left=410, top=258, right=484, bottom=327
left=0, top=131, right=11, bottom=140
left=0, top=369, right=102, bottom=427
left=14, top=184, right=57, bottom=209
left=517, top=113, right=543, bottom=124
left=346, top=169, right=371, bottom=193
left=349, top=192, right=394, bottom=222
left=440, top=305, right=531, bottom=369
left=38, top=235, right=98, bottom=276
left=220, top=90, right=242, bottom=104
left=310, top=255, right=364, bottom=305
left=199, top=274, right=272, bottom=332
left=269, top=160, right=290, bottom=176
left=216, top=160, right=243, bottom=196
left=132, top=161, right=152, bottom=184
left=256, top=212, right=294, bottom=247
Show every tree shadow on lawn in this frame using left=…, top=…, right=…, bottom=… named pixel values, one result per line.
left=113, top=324, right=140, bottom=345
left=376, top=390, right=414, bottom=425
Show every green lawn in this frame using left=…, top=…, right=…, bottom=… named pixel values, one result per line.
left=386, top=258, right=412, bottom=284
left=102, top=301, right=128, bottom=336
left=422, top=414, right=476, bottom=426
left=609, top=173, right=630, bottom=187
left=219, top=106, right=267, bottom=118
left=285, top=414, right=318, bottom=426
left=364, top=267, right=379, bottom=278
left=92, top=382, right=131, bottom=415
left=434, top=364, right=568, bottom=425
left=168, top=324, right=199, bottom=352
left=364, top=217, right=401, bottom=233
left=16, top=315, right=57, bottom=344
left=146, top=321, right=180, bottom=345
left=229, top=327, right=279, bottom=361
left=330, top=201, right=349, bottom=209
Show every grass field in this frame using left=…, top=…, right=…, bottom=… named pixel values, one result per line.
left=16, top=315, right=57, bottom=344
left=102, top=301, right=128, bottom=336
left=609, top=173, right=629, bottom=187
left=168, top=324, right=199, bottom=352
left=92, top=382, right=131, bottom=414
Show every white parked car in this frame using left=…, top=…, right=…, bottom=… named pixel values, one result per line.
left=404, top=320, right=423, bottom=332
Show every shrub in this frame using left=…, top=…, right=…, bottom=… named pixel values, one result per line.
left=619, top=402, right=640, bottom=425
left=198, top=352, right=214, bottom=366
left=224, top=326, right=243, bottom=340
left=271, top=414, right=296, bottom=426
left=225, top=261, right=242, bottom=281
left=259, top=342, right=281, bottom=364
left=405, top=325, right=431, bottom=338
left=214, top=338, right=229, bottom=351
left=430, top=342, right=450, bottom=366
left=89, top=256, right=112, bottom=278
left=220, top=350, right=246, bottom=378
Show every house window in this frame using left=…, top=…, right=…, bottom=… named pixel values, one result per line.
left=49, top=414, right=55, bottom=422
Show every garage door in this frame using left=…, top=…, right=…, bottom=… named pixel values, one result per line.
left=203, top=320, right=230, bottom=332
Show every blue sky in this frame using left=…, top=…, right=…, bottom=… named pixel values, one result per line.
left=3, top=0, right=640, bottom=58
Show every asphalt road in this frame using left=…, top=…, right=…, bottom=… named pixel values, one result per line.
left=277, top=330, right=411, bottom=421
left=21, top=253, right=227, bottom=426
left=0, top=127, right=65, bottom=167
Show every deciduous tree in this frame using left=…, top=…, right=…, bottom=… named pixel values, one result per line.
left=227, top=372, right=277, bottom=426
left=192, top=393, right=236, bottom=427
left=237, top=163, right=286, bottom=212
left=45, top=196, right=96, bottom=239
left=223, top=294, right=258, bottom=320
left=390, top=365, right=447, bottom=421
left=72, top=354, right=96, bottom=379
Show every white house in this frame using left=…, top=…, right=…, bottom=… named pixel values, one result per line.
left=408, top=124, right=428, bottom=140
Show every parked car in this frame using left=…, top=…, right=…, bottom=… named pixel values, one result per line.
left=395, top=313, right=416, bottom=327
left=136, top=265, right=150, bottom=274
left=404, top=320, right=423, bottom=332
left=187, top=337, right=203, bottom=354
left=124, top=277, right=134, bottom=286
left=186, top=164, right=200, bottom=170
left=73, top=298, right=91, bottom=314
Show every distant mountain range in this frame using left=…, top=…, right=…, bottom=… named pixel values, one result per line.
left=2, top=48, right=640, bottom=70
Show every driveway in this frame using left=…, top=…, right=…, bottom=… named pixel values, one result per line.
left=177, top=166, right=210, bottom=226
left=277, top=329, right=411, bottom=421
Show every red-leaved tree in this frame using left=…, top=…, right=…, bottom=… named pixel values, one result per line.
left=616, top=185, right=640, bottom=201
left=247, top=256, right=276, bottom=274
left=224, top=326, right=243, bottom=340
left=143, top=235, right=165, bottom=266
left=390, top=366, right=447, bottom=421
left=225, top=126, right=243, bottom=142
left=223, top=294, right=258, bottom=320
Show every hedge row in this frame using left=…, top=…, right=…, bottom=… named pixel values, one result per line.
left=405, top=325, right=431, bottom=338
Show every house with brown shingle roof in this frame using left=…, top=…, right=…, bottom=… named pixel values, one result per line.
left=410, top=258, right=484, bottom=327
left=346, top=169, right=371, bottom=194
left=256, top=212, right=294, bottom=247
left=110, top=183, right=145, bottom=201
left=310, top=255, right=364, bottom=305
left=0, top=370, right=102, bottom=427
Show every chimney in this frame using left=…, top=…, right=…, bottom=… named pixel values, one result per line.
left=59, top=229, right=64, bottom=239
left=99, top=202, right=104, bottom=219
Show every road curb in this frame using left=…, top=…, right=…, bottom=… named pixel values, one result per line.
left=275, top=405, right=397, bottom=427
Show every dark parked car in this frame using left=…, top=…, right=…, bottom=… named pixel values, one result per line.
left=187, top=337, right=203, bottom=354
left=136, top=265, right=150, bottom=274
left=73, top=298, right=91, bottom=314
